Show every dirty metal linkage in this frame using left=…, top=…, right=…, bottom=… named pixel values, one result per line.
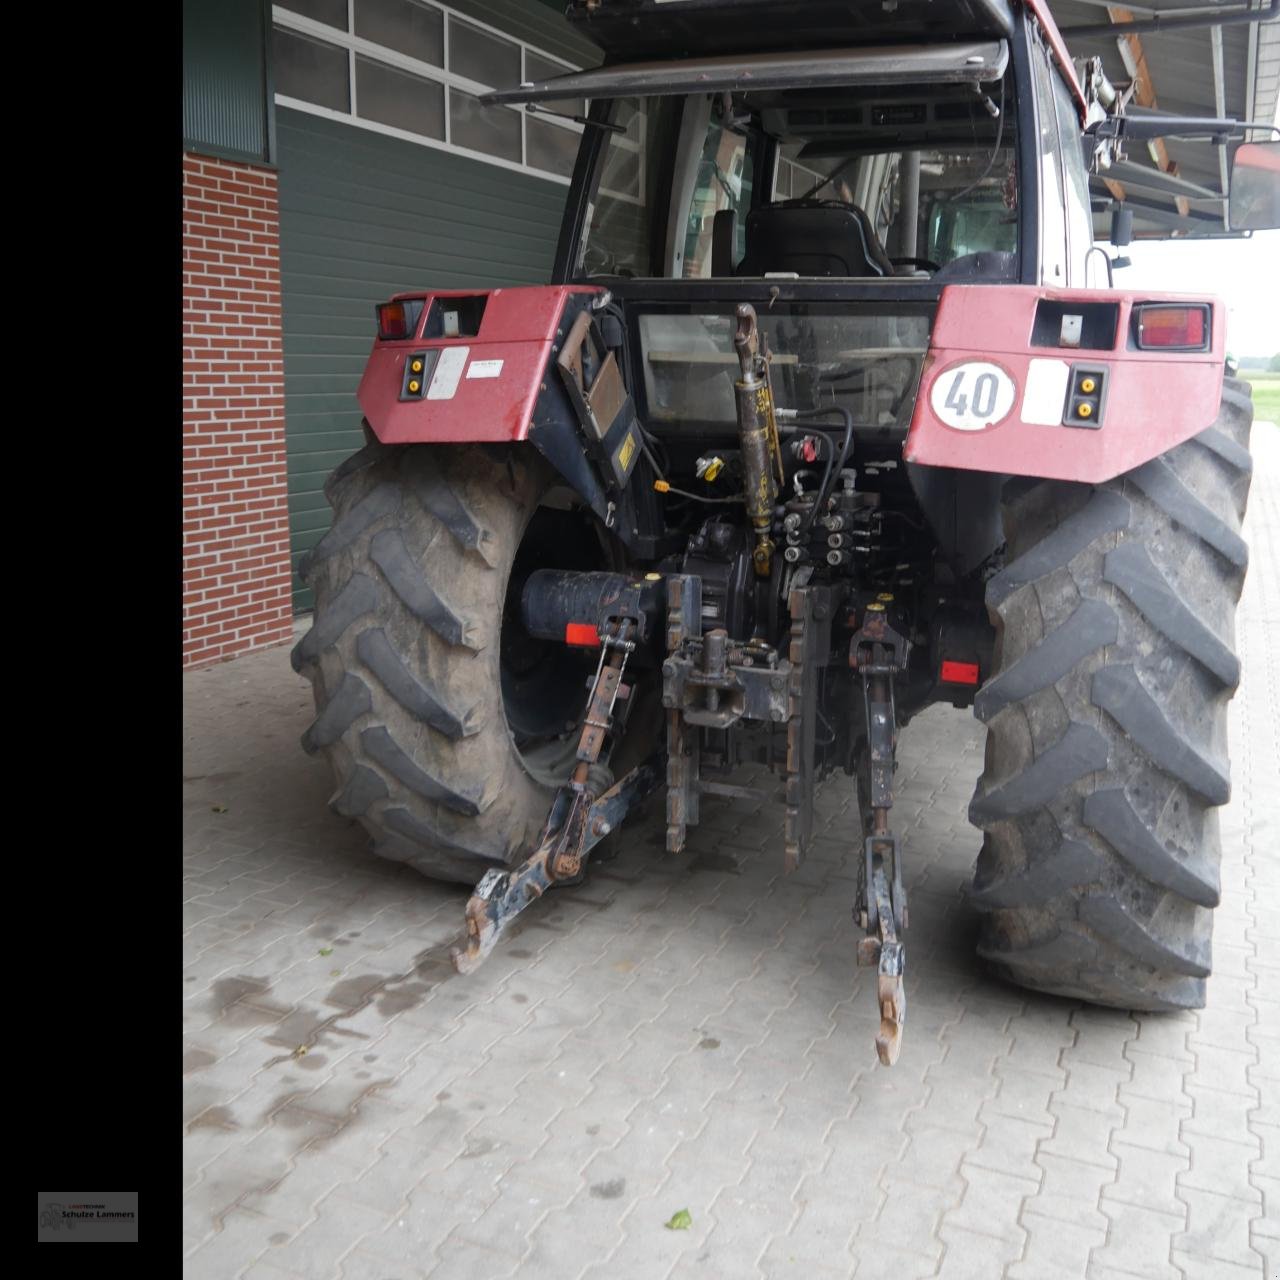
left=452, top=622, right=648, bottom=973
left=785, top=573, right=836, bottom=873
left=850, top=601, right=911, bottom=1065
left=663, top=573, right=797, bottom=854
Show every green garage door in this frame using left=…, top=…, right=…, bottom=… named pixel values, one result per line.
left=275, top=1, right=598, bottom=609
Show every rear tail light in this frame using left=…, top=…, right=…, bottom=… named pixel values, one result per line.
left=940, top=660, right=980, bottom=686
left=376, top=299, right=424, bottom=341
left=1133, top=304, right=1210, bottom=352
left=564, top=622, right=600, bottom=647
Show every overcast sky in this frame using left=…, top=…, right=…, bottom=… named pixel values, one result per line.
left=1105, top=229, right=1280, bottom=358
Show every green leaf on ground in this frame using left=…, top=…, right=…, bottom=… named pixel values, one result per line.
left=664, top=1209, right=692, bottom=1231
left=319, top=948, right=333, bottom=957
left=211, top=804, right=228, bottom=813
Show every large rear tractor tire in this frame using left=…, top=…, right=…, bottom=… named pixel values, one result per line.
left=292, top=441, right=641, bottom=885
left=969, top=379, right=1254, bottom=1010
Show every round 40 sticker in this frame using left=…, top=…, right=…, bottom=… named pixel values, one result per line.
left=929, top=361, right=1017, bottom=431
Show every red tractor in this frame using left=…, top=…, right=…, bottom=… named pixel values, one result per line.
left=293, top=0, right=1279, bottom=1063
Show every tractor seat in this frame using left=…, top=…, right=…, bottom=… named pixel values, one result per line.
left=736, top=199, right=894, bottom=278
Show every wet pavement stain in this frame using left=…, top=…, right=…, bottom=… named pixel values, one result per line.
left=208, top=975, right=277, bottom=1019
left=263, top=1006, right=366, bottom=1056
left=188, top=1105, right=239, bottom=1133
left=461, top=1137, right=498, bottom=1159
left=184, top=1048, right=218, bottom=1074
left=377, top=982, right=435, bottom=1016
left=689, top=850, right=742, bottom=874
left=698, top=1037, right=721, bottom=1050
left=590, top=1179, right=626, bottom=1199
left=225, top=939, right=454, bottom=1073
left=266, top=1080, right=394, bottom=1149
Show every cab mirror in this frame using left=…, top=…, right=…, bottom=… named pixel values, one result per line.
left=1228, top=141, right=1280, bottom=231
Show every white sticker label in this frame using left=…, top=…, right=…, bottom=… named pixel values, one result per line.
left=929, top=361, right=1017, bottom=431
left=1021, top=358, right=1071, bottom=425
left=426, top=346, right=469, bottom=400
left=466, top=359, right=504, bottom=379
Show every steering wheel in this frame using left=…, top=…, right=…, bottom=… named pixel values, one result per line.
left=891, top=256, right=941, bottom=273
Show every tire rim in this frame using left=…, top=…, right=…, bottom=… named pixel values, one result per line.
left=500, top=497, right=613, bottom=786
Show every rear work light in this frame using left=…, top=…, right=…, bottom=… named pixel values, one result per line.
left=376, top=298, right=425, bottom=341
left=1132, top=304, right=1210, bottom=352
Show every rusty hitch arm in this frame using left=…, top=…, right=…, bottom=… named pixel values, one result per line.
left=452, top=622, right=653, bottom=973
left=851, top=603, right=911, bottom=1066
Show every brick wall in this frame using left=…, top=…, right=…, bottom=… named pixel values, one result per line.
left=183, top=152, right=293, bottom=668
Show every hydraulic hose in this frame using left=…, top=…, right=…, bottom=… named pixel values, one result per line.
left=793, top=405, right=855, bottom=535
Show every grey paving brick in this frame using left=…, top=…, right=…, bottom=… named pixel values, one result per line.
left=1170, top=1251, right=1269, bottom=1280
left=1010, top=1212, right=1106, bottom=1280
left=1021, top=1152, right=1114, bottom=1232
left=1179, top=1129, right=1265, bottom=1203
left=934, top=1224, right=1024, bottom=1279
left=1112, top=1089, right=1193, bottom=1157
left=182, top=1207, right=303, bottom=1280
left=1091, top=1200, right=1186, bottom=1280
left=1103, top=1140, right=1189, bottom=1217
left=857, top=1179, right=953, bottom=1260
left=1038, top=1101, right=1122, bottom=1171
left=968, top=1105, right=1054, bottom=1183
left=1183, top=1082, right=1264, bottom=1149
left=265, top=1195, right=391, bottom=1278
left=1173, top=1186, right=1264, bottom=1269
left=942, top=1163, right=1038, bottom=1245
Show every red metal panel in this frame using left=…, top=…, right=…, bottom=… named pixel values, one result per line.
left=903, top=284, right=1226, bottom=484
left=357, top=285, right=600, bottom=443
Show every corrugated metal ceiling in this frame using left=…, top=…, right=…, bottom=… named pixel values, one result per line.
left=1048, top=1, right=1279, bottom=237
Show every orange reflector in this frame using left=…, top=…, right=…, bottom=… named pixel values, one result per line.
left=1135, top=305, right=1208, bottom=350
left=564, top=622, right=600, bottom=647
left=941, top=660, right=980, bottom=685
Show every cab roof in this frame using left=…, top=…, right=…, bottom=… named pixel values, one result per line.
left=565, top=0, right=1016, bottom=61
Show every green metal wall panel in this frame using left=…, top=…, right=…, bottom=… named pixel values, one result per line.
left=183, top=0, right=272, bottom=164
left=278, top=106, right=574, bottom=608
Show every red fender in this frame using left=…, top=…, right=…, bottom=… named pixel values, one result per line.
left=358, top=285, right=602, bottom=443
left=903, top=284, right=1225, bottom=484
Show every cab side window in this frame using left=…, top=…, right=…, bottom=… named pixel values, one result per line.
left=683, top=100, right=758, bottom=277
left=1049, top=64, right=1096, bottom=284
left=1031, top=39, right=1068, bottom=284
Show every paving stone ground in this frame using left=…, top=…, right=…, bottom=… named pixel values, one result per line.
left=184, top=427, right=1279, bottom=1280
